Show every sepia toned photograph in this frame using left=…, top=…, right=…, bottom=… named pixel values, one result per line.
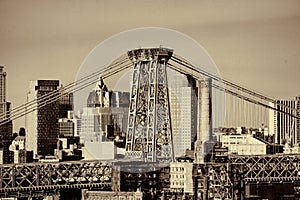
left=0, top=1, right=300, bottom=199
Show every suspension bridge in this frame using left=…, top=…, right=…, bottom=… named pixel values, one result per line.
left=0, top=47, right=299, bottom=199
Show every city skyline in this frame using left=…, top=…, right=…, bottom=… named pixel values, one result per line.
left=1, top=0, right=300, bottom=119
left=1, top=1, right=300, bottom=199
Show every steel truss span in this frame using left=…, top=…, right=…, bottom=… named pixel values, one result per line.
left=196, top=163, right=244, bottom=200
left=0, top=161, right=112, bottom=198
left=229, top=154, right=300, bottom=183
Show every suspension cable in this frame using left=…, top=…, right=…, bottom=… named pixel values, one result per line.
left=0, top=58, right=132, bottom=126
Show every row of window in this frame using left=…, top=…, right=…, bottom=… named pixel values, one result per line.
left=171, top=174, right=185, bottom=179
left=171, top=167, right=184, bottom=172
left=171, top=181, right=185, bottom=186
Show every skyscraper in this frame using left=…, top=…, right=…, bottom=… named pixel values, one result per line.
left=26, top=80, right=60, bottom=158
left=169, top=73, right=198, bottom=158
left=0, top=66, right=13, bottom=164
left=80, top=107, right=101, bottom=143
left=269, top=96, right=300, bottom=146
left=0, top=66, right=6, bottom=115
left=59, top=93, right=73, bottom=118
left=83, top=79, right=129, bottom=141
left=0, top=66, right=11, bottom=121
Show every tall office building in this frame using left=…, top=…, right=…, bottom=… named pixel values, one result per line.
left=103, top=91, right=129, bottom=139
left=81, top=79, right=129, bottom=160
left=0, top=66, right=8, bottom=120
left=80, top=107, right=101, bottom=143
left=0, top=66, right=13, bottom=164
left=26, top=80, right=60, bottom=158
left=169, top=73, right=198, bottom=158
left=0, top=66, right=11, bottom=121
left=59, top=93, right=73, bottom=118
left=0, top=120, right=13, bottom=164
left=269, top=96, right=300, bottom=146
left=84, top=79, right=129, bottom=141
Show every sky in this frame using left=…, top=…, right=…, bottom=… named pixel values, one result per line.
left=0, top=0, right=300, bottom=131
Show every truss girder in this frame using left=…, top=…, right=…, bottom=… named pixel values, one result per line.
left=229, top=155, right=300, bottom=183
left=196, top=164, right=242, bottom=200
left=207, top=164, right=233, bottom=199
left=0, top=161, right=112, bottom=197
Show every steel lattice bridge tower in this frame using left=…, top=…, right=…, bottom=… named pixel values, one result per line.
left=125, top=48, right=174, bottom=163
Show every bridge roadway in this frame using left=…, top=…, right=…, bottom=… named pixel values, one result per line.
left=1, top=154, right=300, bottom=198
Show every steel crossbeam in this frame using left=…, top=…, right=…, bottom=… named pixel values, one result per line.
left=0, top=160, right=112, bottom=198
left=229, top=155, right=300, bottom=183
left=196, top=163, right=239, bottom=200
left=207, top=164, right=233, bottom=199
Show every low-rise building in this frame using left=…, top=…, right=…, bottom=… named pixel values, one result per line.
left=220, top=134, right=268, bottom=155
left=9, top=136, right=26, bottom=163
left=170, top=160, right=194, bottom=194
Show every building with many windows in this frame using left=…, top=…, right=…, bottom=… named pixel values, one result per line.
left=0, top=120, right=13, bottom=164
left=26, top=80, right=60, bottom=158
left=80, top=107, right=101, bottom=143
left=170, top=160, right=194, bottom=194
left=0, top=66, right=13, bottom=164
left=0, top=66, right=11, bottom=121
left=80, top=79, right=130, bottom=160
left=169, top=73, right=197, bottom=158
left=269, top=96, right=300, bottom=146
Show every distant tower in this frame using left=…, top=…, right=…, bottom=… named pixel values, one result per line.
left=0, top=66, right=13, bottom=164
left=26, top=80, right=60, bottom=158
left=125, top=48, right=174, bottom=162
left=0, top=66, right=6, bottom=105
left=0, top=66, right=10, bottom=120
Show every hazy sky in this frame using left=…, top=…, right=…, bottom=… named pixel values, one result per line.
left=1, top=0, right=300, bottom=131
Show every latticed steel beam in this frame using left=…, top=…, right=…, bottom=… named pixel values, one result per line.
left=0, top=160, right=112, bottom=198
left=125, top=48, right=174, bottom=162
left=229, top=154, right=300, bottom=183
left=195, top=163, right=244, bottom=200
